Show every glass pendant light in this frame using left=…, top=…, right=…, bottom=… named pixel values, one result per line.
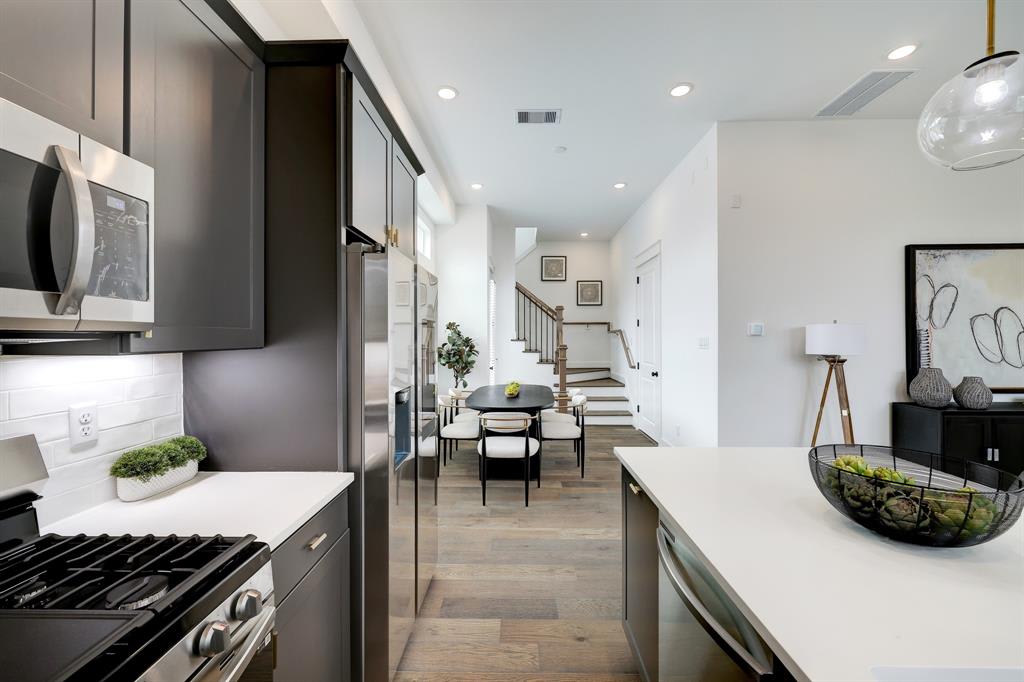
left=917, top=0, right=1024, bottom=170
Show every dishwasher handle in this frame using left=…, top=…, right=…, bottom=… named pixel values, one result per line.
left=656, top=526, right=773, bottom=680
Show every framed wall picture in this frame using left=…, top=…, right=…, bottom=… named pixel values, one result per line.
left=577, top=280, right=603, bottom=306
left=906, top=244, right=1024, bottom=392
left=541, top=255, right=567, bottom=281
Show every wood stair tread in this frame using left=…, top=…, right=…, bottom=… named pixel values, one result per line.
left=559, top=378, right=625, bottom=388
left=564, top=367, right=610, bottom=374
left=586, top=395, right=628, bottom=402
left=586, top=409, right=633, bottom=417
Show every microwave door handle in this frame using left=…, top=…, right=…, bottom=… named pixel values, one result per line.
left=52, top=145, right=95, bottom=316
left=656, top=526, right=773, bottom=679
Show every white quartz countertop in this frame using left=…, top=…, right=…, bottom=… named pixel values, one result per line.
left=42, top=471, right=354, bottom=550
left=615, top=446, right=1024, bottom=682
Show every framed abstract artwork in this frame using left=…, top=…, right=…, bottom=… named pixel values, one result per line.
left=577, top=280, right=603, bottom=306
left=541, top=256, right=567, bottom=281
left=906, top=244, right=1024, bottom=392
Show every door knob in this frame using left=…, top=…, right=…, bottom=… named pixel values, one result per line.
left=651, top=371, right=659, bottom=377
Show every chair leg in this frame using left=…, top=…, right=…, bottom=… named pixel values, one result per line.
left=537, top=451, right=541, bottom=488
left=482, top=454, right=487, bottom=506
left=580, top=437, right=585, bottom=479
left=524, top=449, right=530, bottom=508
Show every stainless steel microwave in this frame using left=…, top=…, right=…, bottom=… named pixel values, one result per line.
left=0, top=97, right=155, bottom=333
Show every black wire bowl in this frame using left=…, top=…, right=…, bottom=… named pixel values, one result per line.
left=809, top=444, right=1024, bottom=547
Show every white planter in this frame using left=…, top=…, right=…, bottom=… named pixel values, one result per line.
left=116, top=460, right=198, bottom=502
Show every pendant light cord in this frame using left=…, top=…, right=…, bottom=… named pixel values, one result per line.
left=986, top=0, right=996, bottom=56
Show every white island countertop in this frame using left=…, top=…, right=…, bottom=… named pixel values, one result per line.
left=615, top=446, right=1024, bottom=682
left=43, top=471, right=354, bottom=550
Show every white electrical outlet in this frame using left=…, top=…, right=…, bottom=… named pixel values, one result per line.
left=69, top=401, right=98, bottom=447
left=698, top=336, right=711, bottom=350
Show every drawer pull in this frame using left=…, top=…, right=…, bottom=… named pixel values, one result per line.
left=628, top=482, right=643, bottom=496
left=307, top=532, right=328, bottom=551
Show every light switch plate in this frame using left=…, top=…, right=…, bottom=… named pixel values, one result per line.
left=698, top=336, right=711, bottom=350
left=747, top=323, right=766, bottom=337
left=69, top=401, right=98, bottom=447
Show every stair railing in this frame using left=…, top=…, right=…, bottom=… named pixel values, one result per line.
left=514, top=282, right=568, bottom=411
left=562, top=321, right=636, bottom=370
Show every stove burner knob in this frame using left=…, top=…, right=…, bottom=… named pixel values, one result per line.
left=197, top=621, right=231, bottom=657
left=232, top=589, right=263, bottom=621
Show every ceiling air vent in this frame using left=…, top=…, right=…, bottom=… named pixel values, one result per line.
left=515, top=109, right=562, bottom=125
left=816, top=70, right=916, bottom=117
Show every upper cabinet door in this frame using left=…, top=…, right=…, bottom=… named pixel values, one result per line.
left=349, top=78, right=390, bottom=247
left=391, top=146, right=417, bottom=259
left=0, top=0, right=124, bottom=151
left=125, top=0, right=265, bottom=352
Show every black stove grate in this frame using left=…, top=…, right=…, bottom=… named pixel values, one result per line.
left=0, top=533, right=249, bottom=612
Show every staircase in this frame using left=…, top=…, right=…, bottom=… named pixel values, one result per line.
left=557, top=368, right=633, bottom=426
left=514, top=282, right=635, bottom=427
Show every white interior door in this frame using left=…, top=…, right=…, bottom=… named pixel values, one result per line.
left=636, top=255, right=662, bottom=440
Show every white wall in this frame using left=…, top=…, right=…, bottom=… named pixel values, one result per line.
left=0, top=354, right=184, bottom=525
left=516, top=241, right=614, bottom=367
left=437, top=205, right=491, bottom=390
left=609, top=126, right=719, bottom=446
left=716, top=119, right=1024, bottom=447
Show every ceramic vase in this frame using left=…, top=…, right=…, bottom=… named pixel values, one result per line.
left=953, top=376, right=993, bottom=410
left=909, top=368, right=953, bottom=408
left=116, top=460, right=198, bottom=502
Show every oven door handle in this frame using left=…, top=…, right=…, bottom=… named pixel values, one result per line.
left=219, top=605, right=276, bottom=682
left=52, top=145, right=95, bottom=316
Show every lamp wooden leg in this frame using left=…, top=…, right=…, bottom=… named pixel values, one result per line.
left=833, top=360, right=855, bottom=445
left=811, top=361, right=834, bottom=447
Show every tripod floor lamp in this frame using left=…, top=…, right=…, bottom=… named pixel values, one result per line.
left=806, top=323, right=866, bottom=446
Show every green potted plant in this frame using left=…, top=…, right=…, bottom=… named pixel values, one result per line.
left=437, top=322, right=479, bottom=397
left=110, top=435, right=207, bottom=502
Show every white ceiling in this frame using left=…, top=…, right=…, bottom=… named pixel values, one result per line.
left=354, top=0, right=1023, bottom=240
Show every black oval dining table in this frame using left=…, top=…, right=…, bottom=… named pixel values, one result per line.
left=465, top=383, right=554, bottom=482
left=465, top=383, right=555, bottom=414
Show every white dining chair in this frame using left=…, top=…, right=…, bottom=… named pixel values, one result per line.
left=438, top=394, right=480, bottom=466
left=540, top=396, right=587, bottom=477
left=477, top=412, right=540, bottom=507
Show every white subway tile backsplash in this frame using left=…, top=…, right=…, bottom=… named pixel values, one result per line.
left=1, top=354, right=154, bottom=390
left=0, top=353, right=184, bottom=524
left=9, top=380, right=125, bottom=419
left=125, top=373, right=180, bottom=401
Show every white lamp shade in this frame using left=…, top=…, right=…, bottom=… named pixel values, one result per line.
left=805, top=323, right=865, bottom=357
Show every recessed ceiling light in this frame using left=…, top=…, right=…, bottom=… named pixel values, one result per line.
left=580, top=232, right=589, bottom=238
left=554, top=146, right=568, bottom=154
left=470, top=183, right=483, bottom=190
left=437, top=86, right=459, bottom=100
left=669, top=83, right=694, bottom=97
left=887, top=44, right=917, bottom=60
left=612, top=182, right=627, bottom=190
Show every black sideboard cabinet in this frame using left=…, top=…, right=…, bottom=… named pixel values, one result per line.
left=892, top=402, right=1024, bottom=477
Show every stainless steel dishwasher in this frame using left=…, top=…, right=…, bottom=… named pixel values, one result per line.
left=657, top=517, right=776, bottom=681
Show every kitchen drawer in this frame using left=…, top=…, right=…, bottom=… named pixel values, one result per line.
left=273, top=490, right=348, bottom=602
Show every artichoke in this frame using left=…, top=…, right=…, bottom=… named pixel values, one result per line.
left=832, top=455, right=873, bottom=476
left=922, top=486, right=1000, bottom=541
left=871, top=467, right=916, bottom=487
left=879, top=495, right=930, bottom=533
left=842, top=478, right=880, bottom=518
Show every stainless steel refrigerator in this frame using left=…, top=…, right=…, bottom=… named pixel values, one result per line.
left=347, top=241, right=437, bottom=682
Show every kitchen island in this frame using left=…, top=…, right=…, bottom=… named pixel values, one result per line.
left=615, top=446, right=1024, bottom=682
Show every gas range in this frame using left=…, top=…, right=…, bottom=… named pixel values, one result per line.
left=0, top=493, right=275, bottom=681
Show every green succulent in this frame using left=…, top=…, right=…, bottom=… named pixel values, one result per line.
left=879, top=495, right=930, bottom=533
left=110, top=436, right=207, bottom=482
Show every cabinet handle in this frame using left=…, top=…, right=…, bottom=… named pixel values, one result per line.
left=628, top=482, right=643, bottom=496
left=306, top=532, right=328, bottom=551
left=994, top=448, right=1000, bottom=463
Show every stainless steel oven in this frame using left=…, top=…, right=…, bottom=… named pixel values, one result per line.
left=0, top=97, right=155, bottom=333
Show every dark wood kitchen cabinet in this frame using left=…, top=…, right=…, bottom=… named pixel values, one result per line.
left=0, top=0, right=125, bottom=151
left=349, top=78, right=390, bottom=247
left=892, top=402, right=1024, bottom=477
left=124, top=0, right=265, bottom=352
left=391, top=145, right=417, bottom=260
left=274, top=490, right=351, bottom=682
left=622, top=468, right=658, bottom=682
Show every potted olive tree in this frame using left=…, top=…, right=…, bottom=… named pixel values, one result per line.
left=437, top=322, right=479, bottom=397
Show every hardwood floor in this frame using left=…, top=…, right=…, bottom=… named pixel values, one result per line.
left=396, top=425, right=657, bottom=681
